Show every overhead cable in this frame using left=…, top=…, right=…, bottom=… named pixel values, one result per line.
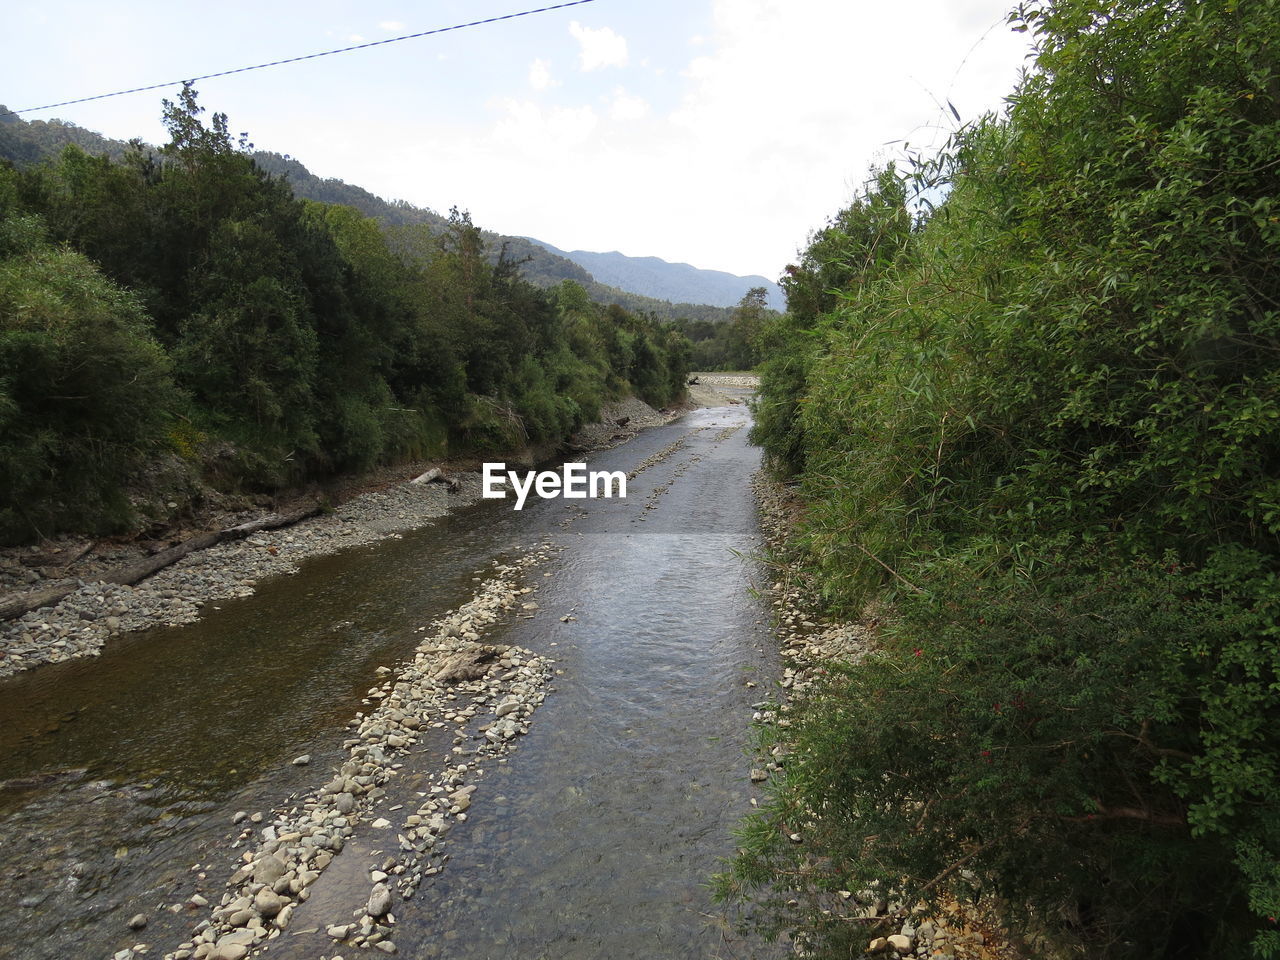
left=2, top=0, right=599, bottom=119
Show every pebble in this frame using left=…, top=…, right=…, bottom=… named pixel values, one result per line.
left=128, top=913, right=148, bottom=930
left=253, top=887, right=283, bottom=918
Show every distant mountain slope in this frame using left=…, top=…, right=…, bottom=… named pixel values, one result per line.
left=531, top=241, right=783, bottom=310
left=249, top=154, right=737, bottom=322
left=0, top=110, right=134, bottom=166
left=0, top=109, right=738, bottom=321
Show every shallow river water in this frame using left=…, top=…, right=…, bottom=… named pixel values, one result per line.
left=0, top=396, right=781, bottom=960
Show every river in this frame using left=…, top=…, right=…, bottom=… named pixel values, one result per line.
left=0, top=393, right=781, bottom=960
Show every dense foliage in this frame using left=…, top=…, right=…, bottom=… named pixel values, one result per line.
left=0, top=86, right=688, bottom=543
left=673, top=286, right=773, bottom=370
left=727, top=1, right=1280, bottom=957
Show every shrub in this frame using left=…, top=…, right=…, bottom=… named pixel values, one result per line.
left=0, top=214, right=177, bottom=541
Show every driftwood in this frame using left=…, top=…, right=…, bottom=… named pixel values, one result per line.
left=410, top=467, right=460, bottom=492
left=0, top=502, right=322, bottom=622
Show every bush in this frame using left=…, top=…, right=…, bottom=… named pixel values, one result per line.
left=725, top=547, right=1263, bottom=957
left=0, top=214, right=177, bottom=541
left=725, top=0, right=1280, bottom=954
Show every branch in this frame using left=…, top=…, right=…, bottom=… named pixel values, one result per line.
left=1103, top=720, right=1195, bottom=762
left=1060, top=802, right=1185, bottom=828
left=852, top=542, right=925, bottom=594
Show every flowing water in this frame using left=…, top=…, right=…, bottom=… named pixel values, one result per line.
left=0, top=396, right=781, bottom=960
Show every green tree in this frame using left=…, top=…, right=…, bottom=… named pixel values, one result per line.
left=724, top=1, right=1280, bottom=956
left=0, top=211, right=176, bottom=540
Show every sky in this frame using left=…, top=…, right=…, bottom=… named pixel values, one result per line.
left=1, top=1, right=1037, bottom=281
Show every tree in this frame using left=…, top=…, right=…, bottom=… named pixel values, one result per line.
left=0, top=211, right=176, bottom=540
left=723, top=1, right=1280, bottom=955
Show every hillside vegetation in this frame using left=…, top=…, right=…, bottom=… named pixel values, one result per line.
left=0, top=111, right=737, bottom=323
left=0, top=86, right=688, bottom=544
left=724, top=1, right=1280, bottom=957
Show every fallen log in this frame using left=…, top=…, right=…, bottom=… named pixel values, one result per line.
left=0, top=502, right=322, bottom=622
left=410, top=467, right=460, bottom=492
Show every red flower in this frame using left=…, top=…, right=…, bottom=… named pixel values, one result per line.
left=912, top=647, right=923, bottom=657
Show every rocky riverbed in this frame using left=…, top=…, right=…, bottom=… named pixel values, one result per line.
left=749, top=474, right=1016, bottom=960
left=2, top=385, right=771, bottom=960
left=102, top=543, right=560, bottom=960
left=0, top=398, right=681, bottom=681
left=0, top=476, right=480, bottom=680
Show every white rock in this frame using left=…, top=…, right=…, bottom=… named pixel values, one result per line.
left=367, top=883, right=392, bottom=917
left=253, top=887, right=283, bottom=918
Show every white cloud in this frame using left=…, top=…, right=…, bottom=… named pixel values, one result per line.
left=378, top=20, right=404, bottom=32
left=348, top=33, right=365, bottom=43
left=650, top=0, right=1032, bottom=273
left=609, top=89, right=649, bottom=122
left=529, top=58, right=557, bottom=91
left=490, top=98, right=599, bottom=149
left=568, top=20, right=628, bottom=71
left=341, top=1, right=1033, bottom=280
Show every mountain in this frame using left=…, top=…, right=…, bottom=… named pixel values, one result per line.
left=247, top=155, right=743, bottom=322
left=530, top=241, right=783, bottom=310
left=0, top=108, right=742, bottom=322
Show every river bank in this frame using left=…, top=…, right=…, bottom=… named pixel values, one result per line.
left=749, top=474, right=1018, bottom=960
left=0, top=396, right=677, bottom=681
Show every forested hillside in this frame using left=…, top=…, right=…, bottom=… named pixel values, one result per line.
left=0, top=109, right=736, bottom=323
left=725, top=1, right=1280, bottom=957
left=0, top=86, right=689, bottom=544
left=527, top=240, right=783, bottom=310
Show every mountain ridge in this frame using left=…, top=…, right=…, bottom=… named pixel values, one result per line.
left=528, top=240, right=783, bottom=310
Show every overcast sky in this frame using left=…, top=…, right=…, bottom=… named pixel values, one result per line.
left=2, top=0, right=1035, bottom=280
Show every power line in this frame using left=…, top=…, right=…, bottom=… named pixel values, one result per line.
left=1, top=0, right=599, bottom=120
